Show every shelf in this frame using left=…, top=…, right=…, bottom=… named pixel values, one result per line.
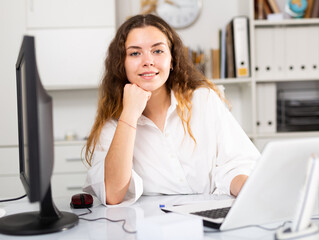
left=0, top=144, right=18, bottom=149
left=254, top=131, right=319, bottom=139
left=0, top=140, right=86, bottom=148
left=254, top=18, right=319, bottom=27
left=210, top=78, right=252, bottom=85
left=45, top=84, right=99, bottom=91
left=256, top=76, right=319, bottom=83
left=54, top=140, right=86, bottom=146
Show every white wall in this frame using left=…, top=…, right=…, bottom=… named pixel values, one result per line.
left=0, top=1, right=111, bottom=144
left=0, top=0, right=26, bottom=146
left=115, top=0, right=250, bottom=78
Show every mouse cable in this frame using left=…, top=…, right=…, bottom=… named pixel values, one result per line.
left=0, top=194, right=27, bottom=203
left=77, top=208, right=136, bottom=234
left=204, top=220, right=292, bottom=233
left=79, top=216, right=137, bottom=234
left=77, top=208, right=92, bottom=217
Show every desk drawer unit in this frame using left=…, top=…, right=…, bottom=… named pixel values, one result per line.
left=0, top=147, right=19, bottom=175
left=0, top=176, right=25, bottom=198
left=53, top=143, right=88, bottom=173
left=52, top=143, right=88, bottom=197
left=0, top=147, right=24, bottom=198
left=52, top=173, right=87, bottom=198
left=0, top=143, right=88, bottom=199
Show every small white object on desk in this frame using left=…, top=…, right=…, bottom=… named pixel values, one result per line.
left=137, top=213, right=203, bottom=240
left=0, top=208, right=5, bottom=218
left=275, top=155, right=319, bottom=240
left=275, top=223, right=319, bottom=240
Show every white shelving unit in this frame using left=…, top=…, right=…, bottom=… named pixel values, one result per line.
left=214, top=0, right=319, bottom=151
left=213, top=78, right=252, bottom=85
left=253, top=18, right=319, bottom=26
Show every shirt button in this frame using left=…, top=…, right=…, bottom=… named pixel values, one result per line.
left=179, top=178, right=184, bottom=182
left=165, top=131, right=170, bottom=137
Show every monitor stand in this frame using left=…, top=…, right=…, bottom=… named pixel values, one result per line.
left=0, top=185, right=78, bottom=235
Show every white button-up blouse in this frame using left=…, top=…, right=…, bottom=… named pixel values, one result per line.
left=83, top=87, right=261, bottom=207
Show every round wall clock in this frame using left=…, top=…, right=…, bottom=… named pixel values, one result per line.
left=156, top=0, right=202, bottom=29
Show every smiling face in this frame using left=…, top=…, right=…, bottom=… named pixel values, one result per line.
left=124, top=26, right=172, bottom=93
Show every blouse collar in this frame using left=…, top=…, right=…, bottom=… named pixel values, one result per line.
left=137, top=90, right=178, bottom=126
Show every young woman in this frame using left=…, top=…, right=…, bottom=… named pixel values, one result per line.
left=83, top=14, right=260, bottom=206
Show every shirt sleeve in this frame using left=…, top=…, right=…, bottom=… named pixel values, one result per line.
left=82, top=120, right=144, bottom=207
left=208, top=90, right=261, bottom=195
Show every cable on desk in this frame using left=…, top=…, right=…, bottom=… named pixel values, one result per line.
left=79, top=217, right=137, bottom=234
left=204, top=220, right=292, bottom=233
left=77, top=208, right=92, bottom=217
left=0, top=194, right=27, bottom=203
left=77, top=208, right=136, bottom=234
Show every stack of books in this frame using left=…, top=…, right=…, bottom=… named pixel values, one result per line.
left=184, top=47, right=206, bottom=75
left=255, top=0, right=319, bottom=19
left=211, top=16, right=250, bottom=79
left=255, top=0, right=281, bottom=19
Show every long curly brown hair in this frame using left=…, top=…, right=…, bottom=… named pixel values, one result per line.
left=85, top=14, right=224, bottom=166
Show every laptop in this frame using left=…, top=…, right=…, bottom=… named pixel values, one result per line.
left=162, top=137, right=319, bottom=230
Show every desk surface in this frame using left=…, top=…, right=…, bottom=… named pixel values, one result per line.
left=0, top=194, right=318, bottom=240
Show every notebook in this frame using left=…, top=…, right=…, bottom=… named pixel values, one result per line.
left=162, top=137, right=319, bottom=230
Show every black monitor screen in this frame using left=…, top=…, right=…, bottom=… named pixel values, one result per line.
left=20, top=59, right=30, bottom=183
left=0, top=35, right=78, bottom=236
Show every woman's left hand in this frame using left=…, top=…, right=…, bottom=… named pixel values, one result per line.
left=230, top=175, right=248, bottom=197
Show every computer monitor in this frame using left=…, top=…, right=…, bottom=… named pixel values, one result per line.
left=0, top=36, right=78, bottom=235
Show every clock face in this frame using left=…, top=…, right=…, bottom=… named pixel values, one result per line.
left=156, top=0, right=202, bottom=29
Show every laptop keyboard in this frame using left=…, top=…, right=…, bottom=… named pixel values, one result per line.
left=191, top=207, right=231, bottom=219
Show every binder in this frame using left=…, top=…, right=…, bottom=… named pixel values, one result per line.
left=255, top=26, right=286, bottom=79
left=232, top=16, right=250, bottom=78
left=304, top=0, right=314, bottom=18
left=263, top=0, right=273, bottom=17
left=311, top=0, right=319, bottom=18
left=273, top=27, right=285, bottom=78
left=254, top=25, right=319, bottom=80
left=256, top=83, right=277, bottom=134
left=256, top=0, right=264, bottom=20
left=211, top=49, right=220, bottom=79
left=285, top=26, right=310, bottom=78
left=267, top=0, right=281, bottom=13
left=254, top=27, right=274, bottom=79
left=284, top=27, right=298, bottom=78
left=225, top=22, right=235, bottom=78
left=305, top=26, right=319, bottom=77
left=220, top=27, right=226, bottom=79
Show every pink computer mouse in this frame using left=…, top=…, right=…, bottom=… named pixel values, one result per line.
left=70, top=193, right=93, bottom=209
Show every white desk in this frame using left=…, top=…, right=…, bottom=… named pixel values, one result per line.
left=0, top=194, right=318, bottom=240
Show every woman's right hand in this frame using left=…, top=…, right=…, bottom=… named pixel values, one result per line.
left=121, top=83, right=152, bottom=124
left=105, top=83, right=150, bottom=205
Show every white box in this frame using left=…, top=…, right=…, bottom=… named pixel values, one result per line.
left=137, top=213, right=203, bottom=240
